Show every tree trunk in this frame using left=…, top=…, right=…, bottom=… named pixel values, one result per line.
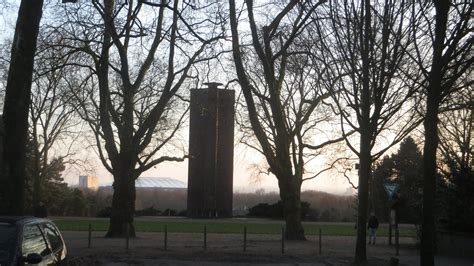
left=354, top=0, right=372, bottom=262
left=421, top=106, right=438, bottom=266
left=279, top=177, right=305, bottom=240
left=355, top=137, right=371, bottom=264
left=421, top=2, right=449, bottom=265
left=106, top=167, right=137, bottom=238
left=0, top=0, right=44, bottom=215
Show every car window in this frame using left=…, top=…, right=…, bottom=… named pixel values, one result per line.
left=22, top=224, right=50, bottom=257
left=43, top=223, right=63, bottom=252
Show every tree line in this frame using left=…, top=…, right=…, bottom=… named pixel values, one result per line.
left=0, top=0, right=471, bottom=265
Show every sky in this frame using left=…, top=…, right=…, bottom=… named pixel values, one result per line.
left=63, top=131, right=358, bottom=196
left=1, top=0, right=425, bottom=199
left=0, top=0, right=361, bottom=196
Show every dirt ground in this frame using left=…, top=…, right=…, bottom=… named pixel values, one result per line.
left=64, top=231, right=425, bottom=265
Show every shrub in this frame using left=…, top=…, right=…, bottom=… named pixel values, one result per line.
left=96, top=207, right=112, bottom=218
left=135, top=206, right=162, bottom=216
left=247, top=201, right=312, bottom=219
left=162, top=208, right=177, bottom=216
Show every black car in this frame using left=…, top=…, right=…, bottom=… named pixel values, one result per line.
left=0, top=216, right=67, bottom=265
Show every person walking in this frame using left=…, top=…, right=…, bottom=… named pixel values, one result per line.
left=368, top=212, right=379, bottom=245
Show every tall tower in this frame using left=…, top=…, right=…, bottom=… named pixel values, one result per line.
left=187, top=83, right=235, bottom=218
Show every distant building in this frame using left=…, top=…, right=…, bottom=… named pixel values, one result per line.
left=134, top=176, right=186, bottom=190
left=100, top=176, right=186, bottom=190
left=78, top=175, right=99, bottom=191
left=187, top=83, right=235, bottom=218
left=100, top=177, right=187, bottom=210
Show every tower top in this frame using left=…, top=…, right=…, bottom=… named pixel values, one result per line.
left=203, top=82, right=223, bottom=90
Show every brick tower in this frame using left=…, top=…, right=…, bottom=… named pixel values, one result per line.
left=187, top=83, right=235, bottom=218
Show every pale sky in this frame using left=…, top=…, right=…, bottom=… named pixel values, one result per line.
left=63, top=133, right=358, bottom=196
left=0, top=0, right=358, bottom=196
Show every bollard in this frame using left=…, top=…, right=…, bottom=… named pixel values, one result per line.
left=319, top=228, right=322, bottom=254
left=243, top=226, right=247, bottom=252
left=164, top=225, right=168, bottom=251
left=204, top=226, right=207, bottom=251
left=395, top=227, right=399, bottom=256
left=389, top=222, right=392, bottom=245
left=281, top=227, right=285, bottom=254
left=126, top=223, right=130, bottom=250
left=88, top=223, right=92, bottom=248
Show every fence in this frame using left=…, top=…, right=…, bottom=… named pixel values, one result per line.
left=86, top=223, right=325, bottom=255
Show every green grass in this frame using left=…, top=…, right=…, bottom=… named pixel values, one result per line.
left=53, top=217, right=416, bottom=237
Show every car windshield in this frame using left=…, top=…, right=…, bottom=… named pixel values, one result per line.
left=0, top=223, right=17, bottom=251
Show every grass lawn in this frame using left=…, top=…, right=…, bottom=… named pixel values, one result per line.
left=53, top=217, right=416, bottom=237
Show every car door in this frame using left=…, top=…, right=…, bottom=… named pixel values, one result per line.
left=21, top=223, right=55, bottom=265
left=0, top=222, right=18, bottom=265
left=41, top=222, right=66, bottom=264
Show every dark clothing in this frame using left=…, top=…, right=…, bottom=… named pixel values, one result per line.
left=368, top=215, right=379, bottom=244
left=368, top=215, right=379, bottom=229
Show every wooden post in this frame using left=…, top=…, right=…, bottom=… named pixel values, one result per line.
left=126, top=223, right=130, bottom=250
left=281, top=227, right=285, bottom=254
left=243, top=226, right=247, bottom=252
left=389, top=209, right=394, bottom=245
left=395, top=227, right=399, bottom=256
left=319, top=228, right=322, bottom=254
left=88, top=223, right=92, bottom=248
left=164, top=225, right=168, bottom=251
left=390, top=208, right=397, bottom=245
left=204, top=226, right=207, bottom=251
left=389, top=221, right=392, bottom=245
left=395, top=209, right=399, bottom=255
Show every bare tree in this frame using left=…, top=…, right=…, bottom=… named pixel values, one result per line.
left=46, top=0, right=224, bottom=236
left=438, top=88, right=473, bottom=175
left=406, top=1, right=473, bottom=264
left=28, top=33, right=80, bottom=207
left=228, top=0, right=351, bottom=240
left=314, top=0, right=422, bottom=262
left=436, top=83, right=473, bottom=233
left=0, top=0, right=44, bottom=215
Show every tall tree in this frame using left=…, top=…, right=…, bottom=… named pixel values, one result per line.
left=229, top=0, right=347, bottom=240
left=49, top=0, right=224, bottom=236
left=371, top=137, right=423, bottom=224
left=437, top=92, right=473, bottom=233
left=390, top=137, right=423, bottom=223
left=29, top=33, right=78, bottom=207
left=410, top=1, right=473, bottom=264
left=316, top=0, right=421, bottom=262
left=0, top=0, right=44, bottom=215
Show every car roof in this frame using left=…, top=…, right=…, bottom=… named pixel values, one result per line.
left=0, top=216, right=51, bottom=226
